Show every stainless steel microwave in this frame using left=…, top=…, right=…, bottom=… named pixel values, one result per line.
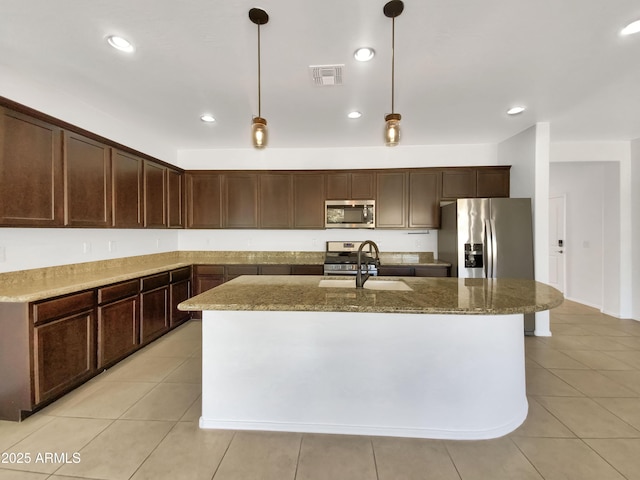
left=325, top=200, right=375, bottom=229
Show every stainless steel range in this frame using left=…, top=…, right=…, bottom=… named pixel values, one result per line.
left=323, top=241, right=379, bottom=276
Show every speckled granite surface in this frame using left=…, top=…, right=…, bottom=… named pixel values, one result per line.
left=179, top=275, right=563, bottom=315
left=0, top=251, right=448, bottom=302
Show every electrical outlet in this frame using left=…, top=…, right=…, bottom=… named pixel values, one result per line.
left=108, top=240, right=117, bottom=252
left=82, top=242, right=91, bottom=254
left=0, top=246, right=6, bottom=262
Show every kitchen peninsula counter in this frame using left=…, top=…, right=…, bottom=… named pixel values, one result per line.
left=183, top=275, right=562, bottom=441
left=178, top=275, right=563, bottom=315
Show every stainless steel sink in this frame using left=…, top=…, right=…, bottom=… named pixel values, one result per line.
left=318, top=279, right=413, bottom=291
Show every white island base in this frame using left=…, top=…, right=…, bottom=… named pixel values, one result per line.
left=200, top=310, right=527, bottom=440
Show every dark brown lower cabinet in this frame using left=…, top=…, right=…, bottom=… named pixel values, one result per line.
left=170, top=279, right=191, bottom=327
left=140, top=284, right=169, bottom=344
left=414, top=266, right=451, bottom=277
left=291, top=264, right=324, bottom=275
left=97, top=296, right=139, bottom=369
left=33, top=310, right=95, bottom=405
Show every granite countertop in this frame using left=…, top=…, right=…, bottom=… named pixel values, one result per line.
left=179, top=275, right=563, bottom=315
left=0, top=251, right=451, bottom=303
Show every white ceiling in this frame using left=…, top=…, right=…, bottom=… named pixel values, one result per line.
left=2, top=0, right=640, bottom=150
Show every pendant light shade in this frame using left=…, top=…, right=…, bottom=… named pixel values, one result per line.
left=251, top=117, right=268, bottom=149
left=249, top=8, right=269, bottom=149
left=384, top=113, right=401, bottom=146
left=383, top=0, right=404, bottom=147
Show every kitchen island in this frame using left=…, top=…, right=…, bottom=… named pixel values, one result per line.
left=179, top=276, right=563, bottom=440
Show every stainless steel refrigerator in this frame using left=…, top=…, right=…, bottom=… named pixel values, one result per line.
left=438, top=198, right=536, bottom=334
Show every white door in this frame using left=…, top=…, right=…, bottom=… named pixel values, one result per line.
left=549, top=195, right=566, bottom=292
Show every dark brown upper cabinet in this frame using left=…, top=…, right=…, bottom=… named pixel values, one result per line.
left=376, top=171, right=407, bottom=228
left=325, top=171, right=375, bottom=200
left=223, top=173, right=258, bottom=228
left=167, top=168, right=184, bottom=229
left=185, top=172, right=222, bottom=228
left=259, top=173, right=293, bottom=228
left=143, top=161, right=167, bottom=228
left=441, top=166, right=511, bottom=200
left=63, top=131, right=112, bottom=227
left=293, top=173, right=325, bottom=229
left=441, top=168, right=476, bottom=200
left=112, top=150, right=143, bottom=228
left=476, top=166, right=510, bottom=198
left=0, top=107, right=64, bottom=226
left=408, top=170, right=441, bottom=229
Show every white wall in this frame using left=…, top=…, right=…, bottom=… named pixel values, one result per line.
left=632, top=138, right=640, bottom=320
left=0, top=67, right=177, bottom=163
left=549, top=163, right=609, bottom=310
left=549, top=141, right=634, bottom=319
left=177, top=144, right=497, bottom=171
left=0, top=229, right=179, bottom=273
left=497, top=123, right=551, bottom=336
left=178, top=229, right=438, bottom=256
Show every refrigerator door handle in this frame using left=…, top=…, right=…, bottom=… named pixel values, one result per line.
left=484, top=220, right=492, bottom=278
left=490, top=218, right=498, bottom=278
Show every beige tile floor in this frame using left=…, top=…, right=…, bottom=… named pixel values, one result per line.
left=2, top=299, right=640, bottom=479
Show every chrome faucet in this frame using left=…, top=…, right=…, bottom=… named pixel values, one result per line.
left=356, top=240, right=380, bottom=288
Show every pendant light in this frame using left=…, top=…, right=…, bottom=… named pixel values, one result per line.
left=249, top=8, right=269, bottom=148
left=383, top=0, right=404, bottom=147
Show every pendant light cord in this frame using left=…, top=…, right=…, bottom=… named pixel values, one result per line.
left=257, top=23, right=262, bottom=118
left=391, top=16, right=395, bottom=114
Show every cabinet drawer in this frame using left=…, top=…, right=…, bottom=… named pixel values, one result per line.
left=414, top=266, right=450, bottom=277
left=140, top=272, right=170, bottom=292
left=291, top=264, right=324, bottom=275
left=259, top=265, right=291, bottom=275
left=226, top=265, right=258, bottom=281
left=33, top=290, right=95, bottom=324
left=98, top=279, right=139, bottom=304
left=378, top=266, right=414, bottom=276
left=170, top=267, right=191, bottom=283
left=195, top=265, right=224, bottom=276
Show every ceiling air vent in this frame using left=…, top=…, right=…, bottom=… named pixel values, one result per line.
left=309, top=64, right=344, bottom=86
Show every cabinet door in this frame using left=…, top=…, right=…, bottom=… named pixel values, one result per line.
left=167, top=169, right=184, bottom=228
left=291, top=265, right=324, bottom=275
left=63, top=131, right=112, bottom=227
left=97, top=296, right=139, bottom=368
left=408, top=170, right=440, bottom=228
left=350, top=172, right=375, bottom=199
left=259, top=173, right=293, bottom=228
left=223, top=173, right=258, bottom=228
left=0, top=108, right=63, bottom=226
left=140, top=287, right=168, bottom=344
left=378, top=266, right=414, bottom=276
left=476, top=167, right=510, bottom=198
left=186, top=172, right=222, bottom=228
left=293, top=173, right=325, bottom=228
left=225, top=265, right=259, bottom=282
left=376, top=171, right=407, bottom=228
left=325, top=173, right=349, bottom=200
left=112, top=150, right=143, bottom=228
left=441, top=168, right=476, bottom=199
left=170, top=280, right=191, bottom=327
left=143, top=161, right=167, bottom=228
left=33, top=310, right=95, bottom=404
left=414, top=266, right=450, bottom=277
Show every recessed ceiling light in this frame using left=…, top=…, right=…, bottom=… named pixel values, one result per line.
left=348, top=111, right=362, bottom=119
left=107, top=35, right=134, bottom=53
left=620, top=19, right=640, bottom=36
left=200, top=114, right=216, bottom=123
left=354, top=47, right=375, bottom=62
left=506, top=106, right=526, bottom=115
